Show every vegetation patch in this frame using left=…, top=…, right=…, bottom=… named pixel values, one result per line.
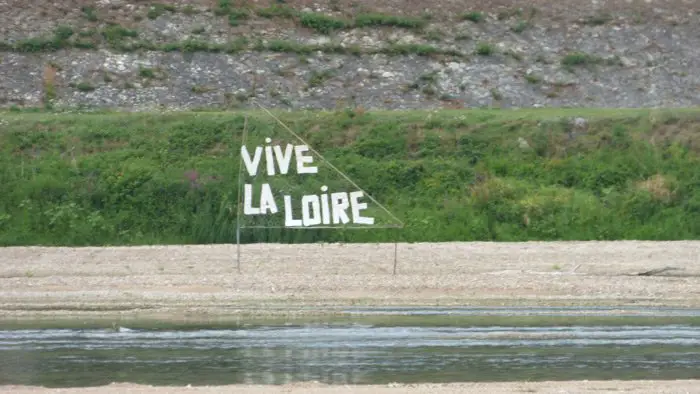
left=71, top=81, right=96, bottom=92
left=354, top=13, right=427, bottom=29
left=100, top=24, right=139, bottom=48
left=0, top=35, right=466, bottom=57
left=461, top=11, right=485, bottom=23
left=475, top=42, right=494, bottom=56
left=583, top=13, right=613, bottom=26
left=299, top=12, right=348, bottom=34
left=308, top=69, right=336, bottom=88
left=511, top=20, right=531, bottom=33
left=138, top=66, right=167, bottom=81
left=191, top=85, right=215, bottom=94
left=560, top=51, right=603, bottom=69
left=256, top=4, right=297, bottom=19
left=147, top=3, right=177, bottom=20
left=227, top=8, right=251, bottom=26
left=81, top=6, right=99, bottom=22
left=2, top=109, right=699, bottom=245
left=524, top=73, right=542, bottom=84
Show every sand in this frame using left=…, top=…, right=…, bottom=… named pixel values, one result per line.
left=1, top=241, right=700, bottom=319
left=2, top=241, right=700, bottom=393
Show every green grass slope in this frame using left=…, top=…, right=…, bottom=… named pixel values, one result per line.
left=1, top=108, right=700, bottom=246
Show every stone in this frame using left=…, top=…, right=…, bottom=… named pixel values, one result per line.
left=357, top=68, right=371, bottom=78
left=572, top=117, right=588, bottom=129
left=518, top=137, right=531, bottom=150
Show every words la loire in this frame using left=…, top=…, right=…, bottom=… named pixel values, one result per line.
left=241, top=140, right=375, bottom=227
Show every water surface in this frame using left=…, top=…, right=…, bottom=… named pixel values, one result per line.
left=2, top=322, right=700, bottom=387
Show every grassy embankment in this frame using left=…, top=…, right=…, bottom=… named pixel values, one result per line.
left=1, top=107, right=700, bottom=246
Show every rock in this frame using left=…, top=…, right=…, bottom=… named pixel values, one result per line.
left=357, top=68, right=371, bottom=78
left=620, top=56, right=636, bottom=67
left=518, top=137, right=531, bottom=150
left=572, top=117, right=588, bottom=129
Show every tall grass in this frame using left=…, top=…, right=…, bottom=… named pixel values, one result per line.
left=1, top=108, right=699, bottom=245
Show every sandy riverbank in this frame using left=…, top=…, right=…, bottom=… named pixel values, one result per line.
left=1, top=241, right=699, bottom=320
left=3, top=380, right=700, bottom=394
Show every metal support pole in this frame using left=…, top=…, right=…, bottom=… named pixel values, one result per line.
left=235, top=115, right=249, bottom=274
left=392, top=241, right=398, bottom=276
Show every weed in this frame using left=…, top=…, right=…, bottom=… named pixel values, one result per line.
left=439, top=93, right=458, bottom=101
left=81, top=6, right=99, bottom=21
left=191, top=85, right=215, bottom=94
left=138, top=67, right=166, bottom=80
left=256, top=4, right=296, bottom=18
left=139, top=67, right=155, bottom=79
left=228, top=8, right=250, bottom=26
left=475, top=42, right=494, bottom=56
left=266, top=39, right=313, bottom=54
left=308, top=69, right=335, bottom=87
left=490, top=88, right=503, bottom=100
left=524, top=73, right=541, bottom=84
left=147, top=3, right=176, bottom=20
left=78, top=29, right=96, bottom=38
left=191, top=26, right=206, bottom=35
left=183, top=5, right=198, bottom=15
left=384, top=43, right=461, bottom=57
left=215, top=0, right=232, bottom=16
left=53, top=27, right=74, bottom=43
left=583, top=13, right=613, bottom=26
left=560, top=51, right=602, bottom=68
left=299, top=12, right=347, bottom=34
left=101, top=24, right=139, bottom=44
left=422, top=85, right=436, bottom=96
left=511, top=20, right=530, bottom=33
left=461, top=12, right=484, bottom=23
left=418, top=71, right=438, bottom=83
left=354, top=13, right=426, bottom=29
left=73, top=82, right=96, bottom=92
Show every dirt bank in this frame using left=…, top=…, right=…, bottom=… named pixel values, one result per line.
left=1, top=241, right=699, bottom=321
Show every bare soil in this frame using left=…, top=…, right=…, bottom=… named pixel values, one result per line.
left=1, top=241, right=699, bottom=320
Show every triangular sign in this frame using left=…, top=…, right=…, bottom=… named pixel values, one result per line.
left=236, top=102, right=403, bottom=230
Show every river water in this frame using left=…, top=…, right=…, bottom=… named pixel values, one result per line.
left=2, top=308, right=700, bottom=387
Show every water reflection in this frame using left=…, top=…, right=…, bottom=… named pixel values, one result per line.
left=1, top=324, right=700, bottom=387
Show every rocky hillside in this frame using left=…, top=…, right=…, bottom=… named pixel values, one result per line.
left=0, top=0, right=698, bottom=110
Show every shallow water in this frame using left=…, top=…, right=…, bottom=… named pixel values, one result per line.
left=2, top=322, right=700, bottom=387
